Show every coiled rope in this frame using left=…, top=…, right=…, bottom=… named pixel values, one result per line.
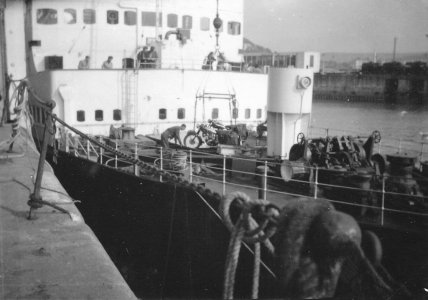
left=219, top=191, right=279, bottom=300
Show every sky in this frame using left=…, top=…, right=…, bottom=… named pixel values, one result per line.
left=244, top=0, right=428, bottom=53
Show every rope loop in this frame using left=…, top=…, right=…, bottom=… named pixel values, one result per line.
left=220, top=191, right=279, bottom=244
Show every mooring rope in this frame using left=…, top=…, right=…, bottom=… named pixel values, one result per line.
left=219, top=191, right=280, bottom=300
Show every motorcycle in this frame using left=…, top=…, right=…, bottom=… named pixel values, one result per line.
left=184, top=119, right=243, bottom=149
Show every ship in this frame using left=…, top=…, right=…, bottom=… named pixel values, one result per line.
left=1, top=0, right=427, bottom=299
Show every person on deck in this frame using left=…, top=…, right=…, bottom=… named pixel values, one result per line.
left=160, top=124, right=186, bottom=149
left=78, top=56, right=90, bottom=69
left=102, top=56, right=113, bottom=69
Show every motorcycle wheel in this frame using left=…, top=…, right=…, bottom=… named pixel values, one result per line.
left=184, top=133, right=203, bottom=149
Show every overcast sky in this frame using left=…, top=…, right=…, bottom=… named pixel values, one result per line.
left=244, top=0, right=428, bottom=53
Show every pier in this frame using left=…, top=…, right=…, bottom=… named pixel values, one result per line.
left=0, top=124, right=136, bottom=299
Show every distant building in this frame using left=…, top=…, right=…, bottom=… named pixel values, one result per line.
left=295, top=52, right=320, bottom=73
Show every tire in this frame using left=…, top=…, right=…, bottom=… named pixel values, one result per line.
left=184, top=133, right=202, bottom=149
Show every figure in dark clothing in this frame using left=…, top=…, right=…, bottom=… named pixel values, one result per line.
left=137, top=46, right=149, bottom=68
left=202, top=52, right=216, bottom=70
left=161, top=124, right=186, bottom=149
left=147, top=46, right=158, bottom=68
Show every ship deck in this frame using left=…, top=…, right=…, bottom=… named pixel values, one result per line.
left=0, top=124, right=136, bottom=299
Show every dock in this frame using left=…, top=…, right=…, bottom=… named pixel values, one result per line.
left=0, top=124, right=136, bottom=299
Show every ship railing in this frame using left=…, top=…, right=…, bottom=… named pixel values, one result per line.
left=134, top=58, right=257, bottom=73
left=308, top=126, right=428, bottom=161
left=59, top=133, right=428, bottom=228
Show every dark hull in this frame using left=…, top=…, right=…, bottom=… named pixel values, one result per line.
left=48, top=150, right=278, bottom=298
left=46, top=148, right=428, bottom=298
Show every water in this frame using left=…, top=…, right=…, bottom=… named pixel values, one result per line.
left=310, top=100, right=428, bottom=158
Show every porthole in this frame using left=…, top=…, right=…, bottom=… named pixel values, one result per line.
left=77, top=110, right=85, bottom=122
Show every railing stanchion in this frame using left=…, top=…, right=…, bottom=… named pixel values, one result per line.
left=115, top=140, right=118, bottom=169
left=381, top=176, right=385, bottom=226
left=134, top=143, right=139, bottom=176
left=314, top=166, right=319, bottom=199
left=263, top=160, right=268, bottom=201
left=223, top=154, right=226, bottom=196
left=86, top=139, right=90, bottom=160
left=65, top=132, right=69, bottom=153
left=160, top=147, right=163, bottom=182
left=99, top=136, right=103, bottom=165
left=189, top=150, right=193, bottom=183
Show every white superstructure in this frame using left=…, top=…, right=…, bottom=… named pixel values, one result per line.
left=2, top=0, right=308, bottom=139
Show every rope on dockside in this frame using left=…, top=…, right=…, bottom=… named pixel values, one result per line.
left=0, top=80, right=28, bottom=158
left=220, top=191, right=279, bottom=300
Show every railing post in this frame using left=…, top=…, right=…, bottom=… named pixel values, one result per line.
left=134, top=143, right=139, bottom=176
left=65, top=132, right=69, bottom=153
left=87, top=139, right=90, bottom=160
left=160, top=147, right=163, bottom=182
left=222, top=154, right=226, bottom=196
left=263, top=160, right=268, bottom=201
left=314, top=166, right=319, bottom=199
left=381, top=176, right=385, bottom=226
left=189, top=150, right=193, bottom=183
left=28, top=111, right=52, bottom=219
left=99, top=136, right=103, bottom=165
left=115, top=140, right=118, bottom=169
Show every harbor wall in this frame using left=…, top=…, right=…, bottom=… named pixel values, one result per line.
left=313, top=73, right=428, bottom=104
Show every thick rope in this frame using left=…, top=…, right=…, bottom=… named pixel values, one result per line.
left=0, top=80, right=27, bottom=155
left=220, top=191, right=279, bottom=300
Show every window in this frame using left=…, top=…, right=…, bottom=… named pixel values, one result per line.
left=124, top=11, right=136, bottom=25
left=113, top=109, right=122, bottom=121
left=95, top=110, right=103, bottom=121
left=177, top=108, right=185, bottom=119
left=77, top=110, right=85, bottom=122
left=159, top=108, right=167, bottom=120
left=167, top=14, right=178, bottom=28
left=212, top=108, right=219, bottom=119
left=256, top=109, right=262, bottom=119
left=232, top=108, right=239, bottom=119
left=310, top=55, right=314, bottom=67
left=83, top=9, right=96, bottom=24
left=64, top=9, right=76, bottom=24
left=227, top=21, right=241, bottom=35
left=245, top=108, right=251, bottom=119
left=107, top=10, right=118, bottom=24
left=200, top=17, right=210, bottom=31
left=182, top=15, right=192, bottom=29
left=37, top=9, right=57, bottom=24
left=141, top=11, right=156, bottom=26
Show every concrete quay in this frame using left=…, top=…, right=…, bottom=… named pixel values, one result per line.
left=0, top=124, right=136, bottom=299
